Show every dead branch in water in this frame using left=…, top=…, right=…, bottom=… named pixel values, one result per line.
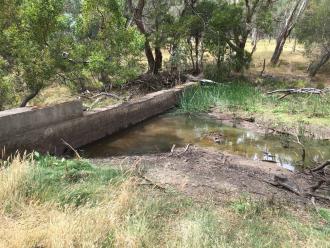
left=61, top=139, right=81, bottom=159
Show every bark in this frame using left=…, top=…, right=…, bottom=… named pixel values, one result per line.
left=194, top=36, right=200, bottom=75
left=271, top=0, right=308, bottom=65
left=154, top=47, right=162, bottom=74
left=20, top=88, right=40, bottom=107
left=308, top=49, right=330, bottom=77
left=126, top=0, right=162, bottom=74
left=144, top=38, right=156, bottom=72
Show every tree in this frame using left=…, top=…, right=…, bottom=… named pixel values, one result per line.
left=296, top=0, right=330, bottom=77
left=270, top=0, right=308, bottom=65
left=75, top=0, right=144, bottom=89
left=126, top=0, right=174, bottom=74
left=0, top=0, right=66, bottom=106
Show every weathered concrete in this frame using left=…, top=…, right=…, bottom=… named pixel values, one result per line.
left=0, top=82, right=197, bottom=155
left=0, top=101, right=83, bottom=140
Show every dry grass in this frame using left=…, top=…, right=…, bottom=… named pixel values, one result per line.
left=0, top=155, right=329, bottom=248
left=246, top=39, right=330, bottom=85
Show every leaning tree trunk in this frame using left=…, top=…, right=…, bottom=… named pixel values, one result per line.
left=308, top=49, right=330, bottom=77
left=20, top=89, right=41, bottom=107
left=270, top=0, right=308, bottom=65
left=127, top=0, right=162, bottom=74
left=271, top=29, right=291, bottom=65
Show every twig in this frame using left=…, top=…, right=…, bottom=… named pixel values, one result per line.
left=88, top=96, right=104, bottom=110
left=260, top=58, right=266, bottom=77
left=61, top=139, right=81, bottom=159
left=177, top=144, right=191, bottom=156
left=312, top=160, right=330, bottom=172
left=171, top=144, right=176, bottom=153
left=91, top=92, right=121, bottom=100
left=132, top=158, right=167, bottom=191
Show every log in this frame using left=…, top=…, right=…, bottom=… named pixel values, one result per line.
left=267, top=88, right=327, bottom=96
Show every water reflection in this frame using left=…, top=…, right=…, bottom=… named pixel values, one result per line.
left=82, top=113, right=330, bottom=171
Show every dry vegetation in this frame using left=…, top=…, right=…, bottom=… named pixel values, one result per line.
left=0, top=154, right=329, bottom=248
left=246, top=40, right=330, bottom=86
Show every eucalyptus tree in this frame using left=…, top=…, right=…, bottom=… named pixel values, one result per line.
left=296, top=0, right=330, bottom=76
left=125, top=0, right=178, bottom=74
left=74, top=0, right=144, bottom=89
left=270, top=0, right=308, bottom=65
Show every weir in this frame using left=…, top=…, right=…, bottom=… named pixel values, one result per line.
left=0, top=82, right=197, bottom=155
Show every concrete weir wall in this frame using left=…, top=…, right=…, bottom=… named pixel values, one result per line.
left=0, top=82, right=196, bottom=155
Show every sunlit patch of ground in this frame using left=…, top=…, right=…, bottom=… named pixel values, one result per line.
left=29, top=84, right=74, bottom=107
left=246, top=39, right=330, bottom=86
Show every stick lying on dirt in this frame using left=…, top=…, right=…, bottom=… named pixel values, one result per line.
left=81, top=91, right=121, bottom=100
left=267, top=88, right=330, bottom=100
left=267, top=175, right=302, bottom=196
left=311, top=160, right=330, bottom=172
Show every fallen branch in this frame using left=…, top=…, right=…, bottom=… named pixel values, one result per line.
left=311, top=160, right=330, bottom=172
left=267, top=88, right=329, bottom=99
left=61, top=139, right=81, bottom=159
left=132, top=158, right=167, bottom=191
left=91, top=92, right=121, bottom=100
left=265, top=175, right=302, bottom=196
left=177, top=144, right=191, bottom=156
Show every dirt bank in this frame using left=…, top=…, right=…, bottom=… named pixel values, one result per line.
left=91, top=146, right=326, bottom=206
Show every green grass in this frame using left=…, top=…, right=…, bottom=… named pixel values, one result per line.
left=24, top=153, right=124, bottom=206
left=180, top=82, right=262, bottom=113
left=179, top=82, right=330, bottom=128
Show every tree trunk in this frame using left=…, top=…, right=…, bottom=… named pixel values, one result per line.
left=144, top=38, right=156, bottom=73
left=194, top=36, right=200, bottom=75
left=308, top=50, right=330, bottom=77
left=271, top=30, right=291, bottom=65
left=270, top=0, right=308, bottom=65
left=153, top=46, right=162, bottom=74
left=20, top=89, right=40, bottom=107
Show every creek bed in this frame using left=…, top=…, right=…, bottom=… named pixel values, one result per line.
left=81, top=113, right=330, bottom=171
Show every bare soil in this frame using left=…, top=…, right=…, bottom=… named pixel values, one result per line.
left=91, top=146, right=324, bottom=206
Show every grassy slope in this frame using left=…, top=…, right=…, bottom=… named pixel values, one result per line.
left=179, top=82, right=330, bottom=131
left=0, top=155, right=329, bottom=247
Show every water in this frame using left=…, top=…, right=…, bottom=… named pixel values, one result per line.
left=82, top=113, right=330, bottom=171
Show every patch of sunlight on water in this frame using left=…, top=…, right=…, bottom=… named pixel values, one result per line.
left=81, top=113, right=330, bottom=171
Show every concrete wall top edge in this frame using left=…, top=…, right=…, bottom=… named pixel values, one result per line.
left=0, top=100, right=83, bottom=139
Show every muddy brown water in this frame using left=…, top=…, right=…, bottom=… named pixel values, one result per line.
left=82, top=113, right=330, bottom=171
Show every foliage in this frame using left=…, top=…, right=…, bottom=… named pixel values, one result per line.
left=0, top=0, right=144, bottom=107
left=296, top=0, right=330, bottom=75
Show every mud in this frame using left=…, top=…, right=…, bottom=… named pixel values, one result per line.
left=91, top=146, right=319, bottom=206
